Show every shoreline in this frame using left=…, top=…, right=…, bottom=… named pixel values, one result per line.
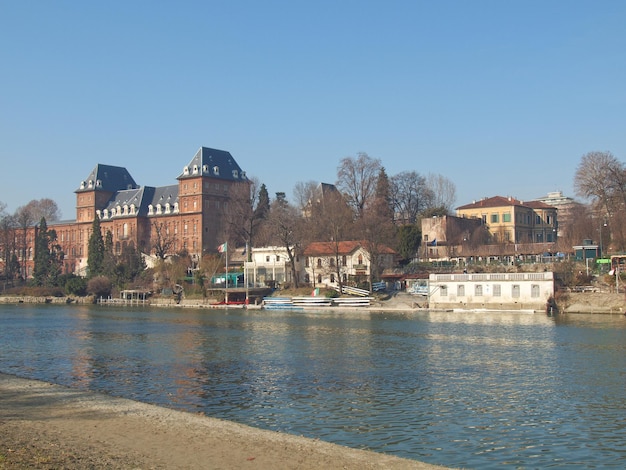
left=2, top=291, right=624, bottom=314
left=0, top=372, right=447, bottom=469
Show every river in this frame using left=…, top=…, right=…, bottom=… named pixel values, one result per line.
left=0, top=303, right=624, bottom=469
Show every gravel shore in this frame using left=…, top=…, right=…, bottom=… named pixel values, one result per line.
left=0, top=373, right=447, bottom=469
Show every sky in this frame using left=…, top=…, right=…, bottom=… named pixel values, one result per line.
left=1, top=1, right=626, bottom=220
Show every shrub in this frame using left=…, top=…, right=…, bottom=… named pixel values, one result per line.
left=87, top=276, right=112, bottom=298
left=65, top=276, right=87, bottom=296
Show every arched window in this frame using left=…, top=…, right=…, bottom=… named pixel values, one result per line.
left=317, top=258, right=322, bottom=268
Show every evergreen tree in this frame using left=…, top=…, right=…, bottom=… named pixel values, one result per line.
left=32, top=217, right=50, bottom=286
left=32, top=217, right=62, bottom=286
left=87, top=216, right=105, bottom=277
left=102, top=230, right=116, bottom=278
left=255, top=183, right=270, bottom=220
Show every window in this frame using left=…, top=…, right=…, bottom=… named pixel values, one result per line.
left=503, top=213, right=511, bottom=222
left=481, top=214, right=487, bottom=223
left=491, top=213, right=499, bottom=223
left=342, top=255, right=347, bottom=266
left=440, top=285, right=448, bottom=297
left=531, top=285, right=540, bottom=298
left=512, top=285, right=520, bottom=298
left=475, top=284, right=483, bottom=296
left=536, top=215, right=542, bottom=224
left=317, top=274, right=322, bottom=283
left=266, top=256, right=270, bottom=262
left=276, top=255, right=280, bottom=262
left=317, top=258, right=322, bottom=268
left=493, top=284, right=501, bottom=297
left=330, top=258, right=335, bottom=267
left=330, top=273, right=335, bottom=283
left=457, top=285, right=465, bottom=296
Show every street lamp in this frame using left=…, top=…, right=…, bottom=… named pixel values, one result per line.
left=599, top=219, right=608, bottom=258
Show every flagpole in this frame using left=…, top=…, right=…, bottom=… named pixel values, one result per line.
left=245, top=242, right=249, bottom=306
left=225, top=245, right=228, bottom=305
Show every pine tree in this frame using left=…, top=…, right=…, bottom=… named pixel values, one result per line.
left=87, top=216, right=105, bottom=277
left=255, top=184, right=270, bottom=220
left=32, top=217, right=50, bottom=286
left=32, top=217, right=62, bottom=287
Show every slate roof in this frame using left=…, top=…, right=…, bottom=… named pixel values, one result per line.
left=177, top=147, right=247, bottom=181
left=99, top=185, right=179, bottom=217
left=76, top=164, right=138, bottom=193
left=456, top=196, right=556, bottom=211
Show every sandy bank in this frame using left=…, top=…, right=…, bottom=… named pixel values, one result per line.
left=0, top=373, right=447, bottom=469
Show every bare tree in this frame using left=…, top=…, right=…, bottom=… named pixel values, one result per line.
left=223, top=178, right=266, bottom=254
left=14, top=205, right=36, bottom=279
left=336, top=152, right=381, bottom=219
left=23, top=198, right=61, bottom=222
left=425, top=173, right=457, bottom=214
left=574, top=151, right=626, bottom=251
left=357, top=195, right=397, bottom=291
left=293, top=180, right=319, bottom=213
left=307, top=190, right=354, bottom=292
left=152, top=221, right=176, bottom=260
left=266, top=194, right=303, bottom=288
left=390, top=171, right=432, bottom=224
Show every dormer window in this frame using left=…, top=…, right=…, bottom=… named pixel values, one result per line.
left=202, top=164, right=208, bottom=173
left=213, top=166, right=219, bottom=175
left=96, top=180, right=102, bottom=188
left=111, top=207, right=116, bottom=216
left=103, top=209, right=109, bottom=218
left=193, top=165, right=199, bottom=174
left=173, top=202, right=179, bottom=212
left=130, top=204, right=136, bottom=215
left=116, top=205, right=121, bottom=216
left=165, top=203, right=171, bottom=214
left=156, top=204, right=162, bottom=214
left=183, top=166, right=189, bottom=175
left=80, top=181, right=85, bottom=189
left=123, top=204, right=129, bottom=215
left=232, top=170, right=238, bottom=178
left=241, top=171, right=246, bottom=179
left=88, top=180, right=93, bottom=188
left=148, top=205, right=153, bottom=215
left=96, top=210, right=101, bottom=219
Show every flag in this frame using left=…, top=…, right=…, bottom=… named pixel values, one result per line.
left=217, top=242, right=227, bottom=253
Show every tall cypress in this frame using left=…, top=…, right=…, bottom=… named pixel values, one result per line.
left=32, top=217, right=50, bottom=286
left=87, top=216, right=105, bottom=277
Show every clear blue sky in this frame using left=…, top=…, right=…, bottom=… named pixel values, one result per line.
left=2, top=1, right=625, bottom=219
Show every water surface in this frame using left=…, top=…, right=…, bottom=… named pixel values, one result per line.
left=1, top=304, right=624, bottom=468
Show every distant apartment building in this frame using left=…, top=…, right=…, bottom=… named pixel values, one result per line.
left=3, top=147, right=248, bottom=278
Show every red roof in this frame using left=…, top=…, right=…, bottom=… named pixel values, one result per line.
left=303, top=240, right=396, bottom=256
left=456, top=196, right=556, bottom=211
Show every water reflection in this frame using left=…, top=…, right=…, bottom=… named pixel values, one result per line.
left=0, top=304, right=625, bottom=468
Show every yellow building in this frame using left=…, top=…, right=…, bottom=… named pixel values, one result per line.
left=456, top=196, right=558, bottom=244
